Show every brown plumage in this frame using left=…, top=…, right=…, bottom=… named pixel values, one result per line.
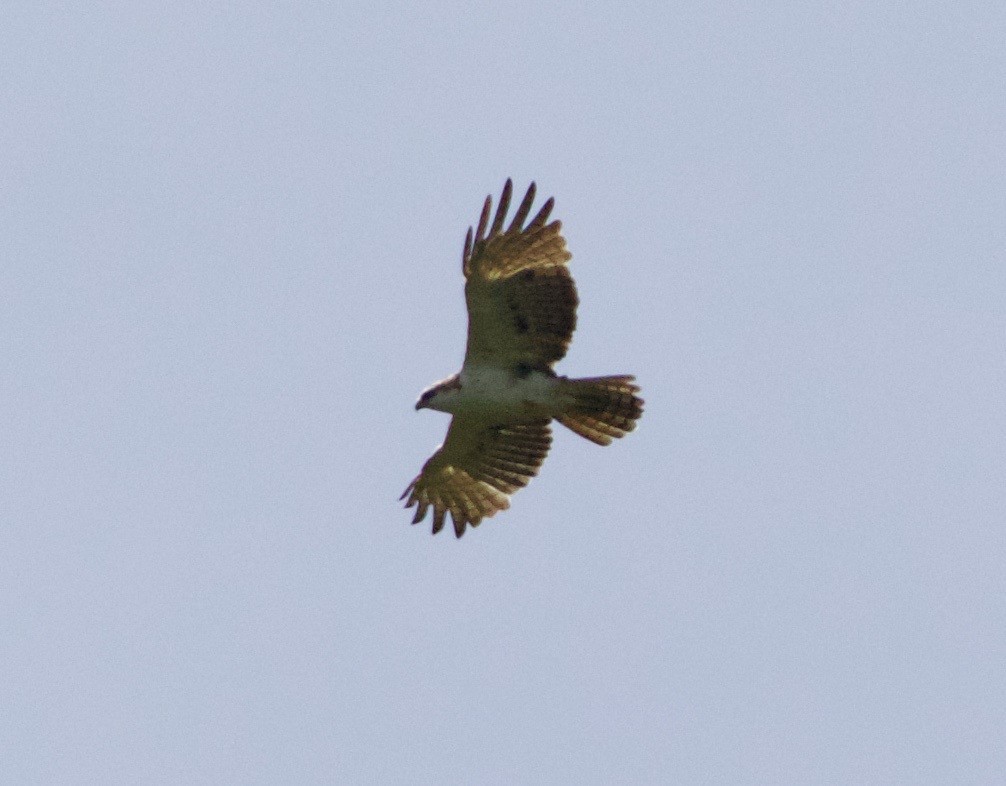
left=462, top=180, right=578, bottom=369
left=401, top=420, right=551, bottom=537
left=555, top=376, right=644, bottom=446
left=402, top=180, right=643, bottom=537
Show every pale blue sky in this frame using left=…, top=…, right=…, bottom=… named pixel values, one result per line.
left=4, top=3, right=1005, bottom=782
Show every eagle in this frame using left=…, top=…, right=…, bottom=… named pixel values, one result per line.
left=401, top=179, right=644, bottom=537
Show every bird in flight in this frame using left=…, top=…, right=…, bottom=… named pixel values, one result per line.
left=402, top=180, right=643, bottom=537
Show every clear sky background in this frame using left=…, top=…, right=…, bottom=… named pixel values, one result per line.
left=4, top=3, right=1004, bottom=783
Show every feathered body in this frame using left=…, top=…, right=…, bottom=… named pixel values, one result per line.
left=402, top=180, right=643, bottom=537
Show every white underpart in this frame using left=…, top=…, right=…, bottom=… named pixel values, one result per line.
left=437, top=364, right=560, bottom=421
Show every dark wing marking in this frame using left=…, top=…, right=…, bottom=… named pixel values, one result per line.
left=400, top=417, right=552, bottom=537
left=462, top=180, right=578, bottom=368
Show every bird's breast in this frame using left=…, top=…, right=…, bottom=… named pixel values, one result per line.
left=456, top=364, right=557, bottom=420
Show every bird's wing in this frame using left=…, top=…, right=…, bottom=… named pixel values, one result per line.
left=462, top=180, right=578, bottom=370
left=400, top=416, right=552, bottom=537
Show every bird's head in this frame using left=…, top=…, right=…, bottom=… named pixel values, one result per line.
left=415, top=373, right=462, bottom=413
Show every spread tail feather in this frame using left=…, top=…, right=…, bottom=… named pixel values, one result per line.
left=556, top=375, right=644, bottom=445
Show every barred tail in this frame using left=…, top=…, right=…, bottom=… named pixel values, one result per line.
left=555, top=375, right=644, bottom=446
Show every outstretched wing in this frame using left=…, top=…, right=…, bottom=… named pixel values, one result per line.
left=462, top=180, right=578, bottom=369
left=400, top=417, right=552, bottom=537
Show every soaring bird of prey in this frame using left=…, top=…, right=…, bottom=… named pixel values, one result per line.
left=401, top=180, right=643, bottom=537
